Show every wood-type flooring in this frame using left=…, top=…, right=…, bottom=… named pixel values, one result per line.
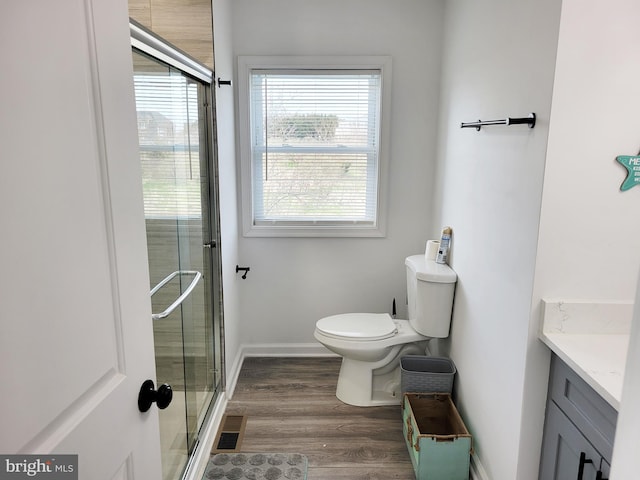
left=222, top=356, right=416, bottom=479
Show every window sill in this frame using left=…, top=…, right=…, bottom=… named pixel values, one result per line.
left=242, top=223, right=386, bottom=238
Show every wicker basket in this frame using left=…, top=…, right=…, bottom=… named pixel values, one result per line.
left=400, top=356, right=456, bottom=395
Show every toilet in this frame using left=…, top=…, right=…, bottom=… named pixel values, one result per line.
left=314, top=254, right=457, bottom=406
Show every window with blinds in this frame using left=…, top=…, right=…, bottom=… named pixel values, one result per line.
left=238, top=57, right=390, bottom=237
left=133, top=69, right=202, bottom=219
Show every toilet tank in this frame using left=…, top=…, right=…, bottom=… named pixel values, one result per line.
left=405, top=254, right=457, bottom=338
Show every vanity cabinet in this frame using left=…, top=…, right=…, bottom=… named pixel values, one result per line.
left=539, top=355, right=617, bottom=480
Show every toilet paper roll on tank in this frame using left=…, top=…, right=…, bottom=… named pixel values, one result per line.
left=425, top=226, right=453, bottom=264
left=425, top=239, right=440, bottom=261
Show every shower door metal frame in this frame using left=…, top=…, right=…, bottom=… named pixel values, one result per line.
left=130, top=18, right=225, bottom=479
left=198, top=74, right=227, bottom=423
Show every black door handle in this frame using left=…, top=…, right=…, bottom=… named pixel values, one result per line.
left=577, top=452, right=593, bottom=480
left=138, top=379, right=173, bottom=412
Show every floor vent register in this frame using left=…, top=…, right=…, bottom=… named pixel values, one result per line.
left=211, top=415, right=247, bottom=453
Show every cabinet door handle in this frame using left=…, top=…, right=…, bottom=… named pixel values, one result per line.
left=577, top=452, right=593, bottom=480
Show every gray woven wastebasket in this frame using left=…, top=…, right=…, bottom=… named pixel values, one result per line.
left=401, top=355, right=456, bottom=395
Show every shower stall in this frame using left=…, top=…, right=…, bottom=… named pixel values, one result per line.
left=130, top=23, right=223, bottom=480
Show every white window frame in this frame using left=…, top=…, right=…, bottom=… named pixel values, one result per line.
left=237, top=55, right=392, bottom=237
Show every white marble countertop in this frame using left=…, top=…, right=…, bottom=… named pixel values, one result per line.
left=539, top=300, right=633, bottom=410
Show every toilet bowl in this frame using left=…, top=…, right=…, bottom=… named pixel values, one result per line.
left=314, top=313, right=429, bottom=406
left=314, top=255, right=457, bottom=407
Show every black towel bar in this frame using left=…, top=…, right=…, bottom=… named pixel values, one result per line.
left=461, top=112, right=536, bottom=131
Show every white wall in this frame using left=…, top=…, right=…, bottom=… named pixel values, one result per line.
left=229, top=0, right=446, bottom=348
left=533, top=0, right=640, bottom=300
left=531, top=0, right=640, bottom=478
left=212, top=0, right=242, bottom=380
left=433, top=1, right=562, bottom=479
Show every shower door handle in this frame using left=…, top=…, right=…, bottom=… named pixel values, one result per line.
left=150, top=270, right=202, bottom=320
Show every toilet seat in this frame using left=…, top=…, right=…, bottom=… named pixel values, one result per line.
left=315, top=313, right=397, bottom=341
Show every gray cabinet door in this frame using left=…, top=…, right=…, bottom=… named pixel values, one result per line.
left=548, top=356, right=617, bottom=461
left=539, top=402, right=602, bottom=480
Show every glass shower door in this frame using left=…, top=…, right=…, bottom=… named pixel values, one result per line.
left=132, top=49, right=222, bottom=480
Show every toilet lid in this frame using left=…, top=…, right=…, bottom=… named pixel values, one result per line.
left=316, top=313, right=397, bottom=341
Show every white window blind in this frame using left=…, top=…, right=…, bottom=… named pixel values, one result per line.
left=249, top=69, right=382, bottom=226
left=133, top=71, right=202, bottom=219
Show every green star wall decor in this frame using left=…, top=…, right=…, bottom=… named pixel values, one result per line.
left=616, top=153, right=640, bottom=191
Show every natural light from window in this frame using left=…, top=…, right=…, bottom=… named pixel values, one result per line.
left=239, top=56, right=391, bottom=237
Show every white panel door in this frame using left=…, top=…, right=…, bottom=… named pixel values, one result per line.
left=0, top=0, right=162, bottom=478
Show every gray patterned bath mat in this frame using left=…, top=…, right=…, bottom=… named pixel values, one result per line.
left=203, top=453, right=308, bottom=480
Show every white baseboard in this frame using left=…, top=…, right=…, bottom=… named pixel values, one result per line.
left=224, top=347, right=245, bottom=400
left=241, top=342, right=336, bottom=357
left=470, top=452, right=490, bottom=480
